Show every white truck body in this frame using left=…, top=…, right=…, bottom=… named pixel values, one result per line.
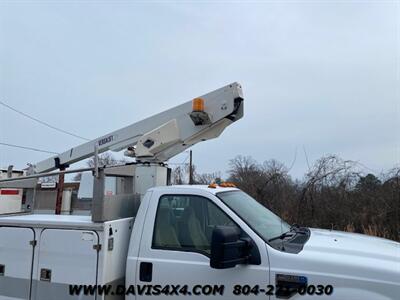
left=0, top=83, right=399, bottom=299
left=0, top=185, right=399, bottom=300
left=0, top=214, right=132, bottom=300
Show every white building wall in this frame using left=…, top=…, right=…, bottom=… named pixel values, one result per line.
left=0, top=170, right=24, bottom=214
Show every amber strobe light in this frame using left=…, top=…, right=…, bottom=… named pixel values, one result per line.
left=192, top=98, right=205, bottom=112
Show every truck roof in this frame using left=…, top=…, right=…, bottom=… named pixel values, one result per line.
left=149, top=184, right=239, bottom=195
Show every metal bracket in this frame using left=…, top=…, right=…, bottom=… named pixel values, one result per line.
left=54, top=157, right=69, bottom=170
left=94, top=144, right=99, bottom=178
left=40, top=269, right=52, bottom=282
left=190, top=111, right=212, bottom=126
left=93, top=244, right=102, bottom=252
left=108, top=237, right=114, bottom=251
left=7, top=165, right=13, bottom=178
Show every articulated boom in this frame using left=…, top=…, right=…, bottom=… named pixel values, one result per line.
left=35, top=82, right=244, bottom=173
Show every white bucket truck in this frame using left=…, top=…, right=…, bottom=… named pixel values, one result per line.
left=0, top=83, right=398, bottom=300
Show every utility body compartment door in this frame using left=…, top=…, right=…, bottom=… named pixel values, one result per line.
left=0, top=227, right=35, bottom=300
left=33, top=229, right=99, bottom=300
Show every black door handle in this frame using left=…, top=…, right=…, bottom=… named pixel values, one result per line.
left=140, top=262, right=153, bottom=282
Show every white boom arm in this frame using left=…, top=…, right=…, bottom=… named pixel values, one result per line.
left=35, top=82, right=244, bottom=173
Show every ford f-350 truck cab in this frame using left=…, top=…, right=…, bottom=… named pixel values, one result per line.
left=125, top=185, right=400, bottom=300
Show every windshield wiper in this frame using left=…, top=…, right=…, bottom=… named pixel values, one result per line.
left=268, top=225, right=307, bottom=242
left=290, top=223, right=300, bottom=231
left=268, top=231, right=296, bottom=242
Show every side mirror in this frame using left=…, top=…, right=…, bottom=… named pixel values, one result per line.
left=210, top=226, right=253, bottom=269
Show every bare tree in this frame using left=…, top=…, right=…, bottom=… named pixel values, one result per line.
left=86, top=152, right=127, bottom=168
left=170, top=162, right=222, bottom=185
left=171, top=166, right=185, bottom=185
left=296, top=155, right=361, bottom=225
left=228, top=156, right=295, bottom=217
left=73, top=152, right=129, bottom=181
left=195, top=171, right=222, bottom=184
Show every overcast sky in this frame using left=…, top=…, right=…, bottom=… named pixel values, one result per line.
left=0, top=0, right=399, bottom=179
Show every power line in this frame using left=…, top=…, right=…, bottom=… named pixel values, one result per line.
left=181, top=152, right=191, bottom=165
left=0, top=142, right=59, bottom=155
left=168, top=151, right=191, bottom=166
left=355, top=161, right=380, bottom=174
left=0, top=100, right=90, bottom=141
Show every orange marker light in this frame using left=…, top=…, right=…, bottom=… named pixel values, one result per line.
left=192, top=98, right=205, bottom=112
left=208, top=183, right=217, bottom=189
left=219, top=182, right=236, bottom=188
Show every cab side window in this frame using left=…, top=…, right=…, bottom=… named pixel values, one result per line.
left=152, top=195, right=238, bottom=254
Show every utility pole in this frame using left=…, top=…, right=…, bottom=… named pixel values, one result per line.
left=189, top=150, right=193, bottom=185
left=55, top=167, right=65, bottom=215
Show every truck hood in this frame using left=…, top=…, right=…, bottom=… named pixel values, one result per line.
left=305, top=228, right=400, bottom=262
left=269, top=229, right=400, bottom=299
left=301, top=228, right=400, bottom=283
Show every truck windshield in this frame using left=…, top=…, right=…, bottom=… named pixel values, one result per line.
left=217, top=190, right=290, bottom=242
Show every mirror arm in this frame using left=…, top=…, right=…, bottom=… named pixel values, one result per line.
left=219, top=257, right=249, bottom=268
left=222, top=239, right=247, bottom=249
left=241, top=237, right=254, bottom=262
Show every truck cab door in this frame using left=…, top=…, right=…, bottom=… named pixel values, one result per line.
left=134, top=190, right=270, bottom=299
